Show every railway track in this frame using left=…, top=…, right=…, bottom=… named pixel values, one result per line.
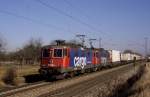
left=0, top=63, right=140, bottom=97
left=39, top=63, right=138, bottom=97
left=0, top=82, right=50, bottom=97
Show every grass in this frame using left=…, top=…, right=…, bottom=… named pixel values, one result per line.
left=16, top=65, right=39, bottom=76
left=128, top=63, right=150, bottom=97
left=0, top=64, right=39, bottom=87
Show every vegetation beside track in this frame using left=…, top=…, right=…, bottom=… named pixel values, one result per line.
left=96, top=64, right=145, bottom=97
left=0, top=61, right=143, bottom=92
left=127, top=63, right=150, bottom=97
left=0, top=65, right=39, bottom=87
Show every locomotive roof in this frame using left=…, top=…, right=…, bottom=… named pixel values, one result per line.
left=42, top=45, right=106, bottom=52
left=42, top=44, right=84, bottom=49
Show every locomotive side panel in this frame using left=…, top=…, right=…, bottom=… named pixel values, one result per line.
left=100, top=49, right=110, bottom=67
left=70, top=48, right=88, bottom=70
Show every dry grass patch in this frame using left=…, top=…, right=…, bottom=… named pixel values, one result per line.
left=2, top=66, right=17, bottom=85
left=0, top=65, right=39, bottom=87
left=128, top=63, right=150, bottom=97
left=0, top=66, right=8, bottom=87
left=16, top=65, right=39, bottom=76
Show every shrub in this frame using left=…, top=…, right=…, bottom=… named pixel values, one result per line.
left=2, top=66, right=17, bottom=85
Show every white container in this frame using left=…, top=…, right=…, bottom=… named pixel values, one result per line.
left=121, top=53, right=142, bottom=61
left=108, top=50, right=121, bottom=62
left=121, top=53, right=132, bottom=61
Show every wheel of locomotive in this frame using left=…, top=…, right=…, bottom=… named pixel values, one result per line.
left=81, top=69, right=85, bottom=74
left=69, top=72, right=75, bottom=78
left=93, top=67, right=98, bottom=72
left=45, top=74, right=56, bottom=81
left=85, top=68, right=90, bottom=73
left=97, top=67, right=100, bottom=71
left=97, top=66, right=102, bottom=71
left=88, top=68, right=92, bottom=73
left=90, top=68, right=95, bottom=72
left=62, top=73, right=69, bottom=79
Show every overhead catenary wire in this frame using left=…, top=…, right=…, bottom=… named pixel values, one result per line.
left=0, top=9, right=67, bottom=31
left=0, top=9, right=102, bottom=48
left=63, top=0, right=91, bottom=20
left=63, top=0, right=106, bottom=41
left=34, top=0, right=105, bottom=34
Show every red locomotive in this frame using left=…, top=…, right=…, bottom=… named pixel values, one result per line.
left=39, top=40, right=110, bottom=78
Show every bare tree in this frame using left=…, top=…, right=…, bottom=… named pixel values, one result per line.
left=12, top=38, right=42, bottom=65
left=0, top=35, right=6, bottom=61
left=0, top=37, right=3, bottom=52
left=22, top=38, right=42, bottom=65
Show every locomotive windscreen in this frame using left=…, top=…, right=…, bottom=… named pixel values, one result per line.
left=42, top=49, right=51, bottom=57
left=54, top=49, right=62, bottom=57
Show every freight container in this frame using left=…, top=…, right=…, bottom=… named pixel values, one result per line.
left=121, top=52, right=142, bottom=61
left=108, top=50, right=121, bottom=63
left=121, top=53, right=132, bottom=61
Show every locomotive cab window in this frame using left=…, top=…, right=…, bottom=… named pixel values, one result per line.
left=42, top=49, right=50, bottom=57
left=54, top=49, right=62, bottom=57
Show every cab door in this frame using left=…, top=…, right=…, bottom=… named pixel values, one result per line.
left=92, top=51, right=100, bottom=65
left=63, top=48, right=70, bottom=68
left=41, top=48, right=52, bottom=68
left=95, top=51, right=100, bottom=64
left=92, top=51, right=96, bottom=65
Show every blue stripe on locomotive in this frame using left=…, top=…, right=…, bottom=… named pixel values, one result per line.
left=78, top=48, right=82, bottom=57
left=70, top=48, right=75, bottom=67
left=86, top=49, right=92, bottom=64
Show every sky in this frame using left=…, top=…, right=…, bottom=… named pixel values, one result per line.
left=0, top=0, right=150, bottom=55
